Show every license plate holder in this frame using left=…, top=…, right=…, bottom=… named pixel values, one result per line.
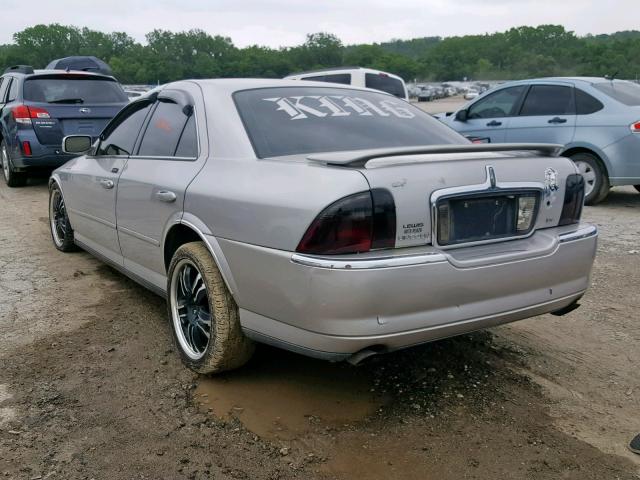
left=436, top=191, right=538, bottom=246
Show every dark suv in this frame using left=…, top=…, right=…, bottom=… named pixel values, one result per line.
left=0, top=65, right=128, bottom=186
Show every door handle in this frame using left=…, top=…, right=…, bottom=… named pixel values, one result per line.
left=548, top=117, right=567, bottom=124
left=486, top=120, right=502, bottom=127
left=155, top=190, right=176, bottom=203
left=99, top=179, right=114, bottom=189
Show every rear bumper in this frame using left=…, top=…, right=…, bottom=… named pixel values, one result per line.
left=212, top=224, right=597, bottom=359
left=9, top=133, right=75, bottom=170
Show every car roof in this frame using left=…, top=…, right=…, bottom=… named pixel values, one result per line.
left=163, top=78, right=397, bottom=96
left=286, top=67, right=404, bottom=80
left=498, top=76, right=621, bottom=87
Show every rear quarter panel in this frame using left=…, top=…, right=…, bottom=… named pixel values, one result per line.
left=185, top=157, right=370, bottom=251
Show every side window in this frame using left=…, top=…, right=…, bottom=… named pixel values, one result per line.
left=575, top=89, right=604, bottom=115
left=323, top=74, right=351, bottom=84
left=519, top=85, right=575, bottom=116
left=97, top=102, right=152, bottom=156
left=0, top=78, right=5, bottom=102
left=6, top=78, right=18, bottom=102
left=301, top=74, right=351, bottom=84
left=468, top=86, right=526, bottom=119
left=137, top=101, right=193, bottom=157
left=174, top=115, right=198, bottom=158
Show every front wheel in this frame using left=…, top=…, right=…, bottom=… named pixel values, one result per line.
left=49, top=183, right=77, bottom=252
left=167, top=242, right=254, bottom=374
left=570, top=152, right=609, bottom=205
left=1, top=140, right=27, bottom=187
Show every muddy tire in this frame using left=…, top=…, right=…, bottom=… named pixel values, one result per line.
left=570, top=152, right=609, bottom=205
left=1, top=140, right=27, bottom=187
left=49, top=183, right=78, bottom=252
left=167, top=241, right=254, bottom=374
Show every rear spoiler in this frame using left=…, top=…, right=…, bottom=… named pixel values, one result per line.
left=307, top=143, right=564, bottom=167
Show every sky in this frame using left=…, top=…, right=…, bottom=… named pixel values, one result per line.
left=0, top=0, right=636, bottom=47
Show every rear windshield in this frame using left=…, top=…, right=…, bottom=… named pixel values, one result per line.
left=234, top=87, right=466, bottom=158
left=24, top=76, right=128, bottom=104
left=365, top=73, right=406, bottom=98
left=593, top=81, right=640, bottom=106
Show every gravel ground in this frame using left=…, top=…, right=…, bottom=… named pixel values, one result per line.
left=0, top=177, right=639, bottom=479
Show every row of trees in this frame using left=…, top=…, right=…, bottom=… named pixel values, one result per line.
left=1, top=24, right=639, bottom=84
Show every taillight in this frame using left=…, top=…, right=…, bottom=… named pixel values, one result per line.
left=631, top=121, right=640, bottom=133
left=559, top=174, right=585, bottom=226
left=11, top=105, right=51, bottom=125
left=296, top=189, right=396, bottom=255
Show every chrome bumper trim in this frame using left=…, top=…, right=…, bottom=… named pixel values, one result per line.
left=291, top=224, right=596, bottom=270
left=290, top=252, right=447, bottom=270
left=558, top=224, right=598, bottom=243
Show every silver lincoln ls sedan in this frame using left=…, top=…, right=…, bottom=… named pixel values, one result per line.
left=50, top=79, right=597, bottom=373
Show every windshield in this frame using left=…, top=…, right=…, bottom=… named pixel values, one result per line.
left=234, top=87, right=466, bottom=158
left=593, top=81, right=640, bottom=106
left=24, top=76, right=128, bottom=104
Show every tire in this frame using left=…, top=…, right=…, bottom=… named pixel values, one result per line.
left=49, top=183, right=78, bottom=252
left=570, top=152, right=609, bottom=205
left=634, top=185, right=640, bottom=194
left=1, top=140, right=27, bottom=187
left=167, top=241, right=254, bottom=374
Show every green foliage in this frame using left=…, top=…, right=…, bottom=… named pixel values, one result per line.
left=1, top=24, right=639, bottom=83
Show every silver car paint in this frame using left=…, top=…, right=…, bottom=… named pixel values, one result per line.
left=53, top=78, right=597, bottom=360
left=441, top=77, right=640, bottom=186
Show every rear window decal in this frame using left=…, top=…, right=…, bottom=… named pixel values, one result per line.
left=264, top=95, right=415, bottom=120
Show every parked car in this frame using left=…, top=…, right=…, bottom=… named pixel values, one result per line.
left=464, top=88, right=480, bottom=100
left=46, top=56, right=113, bottom=76
left=285, top=66, right=408, bottom=100
left=417, top=86, right=435, bottom=102
left=440, top=77, right=640, bottom=204
left=0, top=65, right=128, bottom=186
left=51, top=79, right=597, bottom=374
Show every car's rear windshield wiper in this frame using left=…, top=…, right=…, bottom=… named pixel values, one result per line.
left=48, top=98, right=85, bottom=104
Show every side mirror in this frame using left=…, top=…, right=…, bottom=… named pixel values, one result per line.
left=63, top=135, right=93, bottom=154
left=455, top=109, right=468, bottom=122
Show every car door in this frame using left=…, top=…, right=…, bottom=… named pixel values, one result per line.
left=452, top=85, right=527, bottom=142
left=116, top=87, right=204, bottom=291
left=62, top=100, right=153, bottom=264
left=505, top=83, right=577, bottom=144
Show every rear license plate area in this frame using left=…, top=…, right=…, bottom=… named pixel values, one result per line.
left=436, top=191, right=539, bottom=246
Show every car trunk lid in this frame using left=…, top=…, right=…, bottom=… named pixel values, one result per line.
left=307, top=144, right=576, bottom=249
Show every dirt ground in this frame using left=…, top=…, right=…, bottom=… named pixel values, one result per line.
left=1, top=174, right=639, bottom=480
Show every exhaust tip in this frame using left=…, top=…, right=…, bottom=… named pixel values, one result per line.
left=347, top=346, right=387, bottom=366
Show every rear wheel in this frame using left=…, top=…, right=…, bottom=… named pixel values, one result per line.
left=167, top=242, right=254, bottom=374
left=570, top=152, right=609, bottom=205
left=1, top=140, right=27, bottom=187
